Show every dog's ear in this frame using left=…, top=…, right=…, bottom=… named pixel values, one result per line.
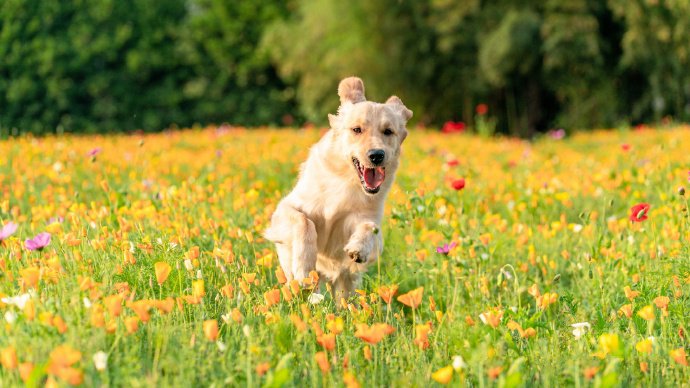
left=338, top=77, right=366, bottom=105
left=386, top=96, right=413, bottom=122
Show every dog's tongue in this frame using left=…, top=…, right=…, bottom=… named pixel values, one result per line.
left=364, top=167, right=385, bottom=188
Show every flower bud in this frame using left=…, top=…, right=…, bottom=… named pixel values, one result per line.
left=679, top=186, right=686, bottom=196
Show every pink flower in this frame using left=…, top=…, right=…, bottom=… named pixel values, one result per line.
left=548, top=129, right=565, bottom=140
left=0, top=222, right=18, bottom=241
left=436, top=242, right=457, bottom=255
left=442, top=121, right=465, bottom=134
left=87, top=148, right=102, bottom=157
left=25, top=232, right=51, bottom=251
left=621, top=144, right=631, bottom=152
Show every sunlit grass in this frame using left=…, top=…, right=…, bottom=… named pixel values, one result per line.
left=0, top=126, right=689, bottom=386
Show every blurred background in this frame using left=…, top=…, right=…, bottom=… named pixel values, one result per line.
left=1, top=0, right=688, bottom=137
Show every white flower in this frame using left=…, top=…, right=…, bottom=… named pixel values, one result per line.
left=216, top=341, right=227, bottom=352
left=1, top=293, right=30, bottom=309
left=242, top=325, right=251, bottom=337
left=478, top=313, right=487, bottom=325
left=184, top=259, right=194, bottom=271
left=221, top=313, right=231, bottom=324
left=196, top=269, right=203, bottom=279
left=308, top=293, right=325, bottom=305
left=93, top=351, right=108, bottom=371
left=572, top=224, right=583, bottom=233
left=83, top=297, right=92, bottom=308
left=571, top=322, right=591, bottom=339
left=452, top=355, right=467, bottom=371
left=4, top=310, right=17, bottom=324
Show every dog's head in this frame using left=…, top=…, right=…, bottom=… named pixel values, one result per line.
left=328, top=77, right=413, bottom=195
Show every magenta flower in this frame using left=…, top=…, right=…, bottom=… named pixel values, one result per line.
left=87, top=147, right=102, bottom=157
left=25, top=232, right=51, bottom=251
left=0, top=222, right=18, bottom=241
left=436, top=242, right=457, bottom=255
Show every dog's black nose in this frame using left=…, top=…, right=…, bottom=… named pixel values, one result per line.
left=367, top=149, right=385, bottom=165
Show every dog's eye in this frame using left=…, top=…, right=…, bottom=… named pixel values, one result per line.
left=352, top=127, right=362, bottom=134
left=384, top=128, right=393, bottom=136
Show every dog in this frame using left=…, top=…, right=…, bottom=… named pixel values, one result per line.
left=264, top=76, right=412, bottom=302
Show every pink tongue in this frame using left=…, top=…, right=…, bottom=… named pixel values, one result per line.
left=364, top=167, right=385, bottom=188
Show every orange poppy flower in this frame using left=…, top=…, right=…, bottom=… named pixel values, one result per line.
left=0, top=346, right=18, bottom=369
left=414, top=323, right=432, bottom=350
left=275, top=267, right=287, bottom=284
left=126, top=300, right=152, bottom=322
left=154, top=262, right=171, bottom=285
left=20, top=266, right=40, bottom=289
left=624, top=286, right=640, bottom=301
left=314, top=351, right=330, bottom=373
left=397, top=287, right=424, bottom=309
left=317, top=333, right=336, bottom=351
left=670, top=348, right=688, bottom=366
left=104, top=294, right=124, bottom=317
left=203, top=320, right=219, bottom=341
left=618, top=304, right=633, bottom=318
left=124, top=316, right=139, bottom=334
left=264, top=289, right=281, bottom=307
left=354, top=323, right=395, bottom=345
left=377, top=284, right=398, bottom=304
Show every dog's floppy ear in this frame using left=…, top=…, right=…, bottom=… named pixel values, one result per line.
left=338, top=77, right=366, bottom=105
left=386, top=96, right=413, bottom=121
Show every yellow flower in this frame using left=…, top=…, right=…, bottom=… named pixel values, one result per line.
left=637, top=305, right=654, bottom=321
left=431, top=365, right=453, bottom=384
left=635, top=339, right=653, bottom=354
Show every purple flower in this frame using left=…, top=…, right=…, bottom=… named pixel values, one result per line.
left=87, top=147, right=102, bottom=157
left=25, top=232, right=51, bottom=251
left=0, top=222, right=18, bottom=241
left=436, top=241, right=457, bottom=255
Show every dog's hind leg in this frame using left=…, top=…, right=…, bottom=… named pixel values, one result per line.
left=290, top=212, right=318, bottom=282
left=266, top=204, right=317, bottom=282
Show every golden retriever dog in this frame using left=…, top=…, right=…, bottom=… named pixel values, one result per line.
left=265, top=77, right=413, bottom=302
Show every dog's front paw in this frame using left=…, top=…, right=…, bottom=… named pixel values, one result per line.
left=344, top=241, right=369, bottom=264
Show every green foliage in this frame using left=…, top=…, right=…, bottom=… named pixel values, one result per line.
left=0, top=0, right=296, bottom=134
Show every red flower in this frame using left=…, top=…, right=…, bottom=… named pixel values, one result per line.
left=629, top=203, right=650, bottom=222
left=621, top=144, right=631, bottom=152
left=447, top=159, right=459, bottom=167
left=441, top=121, right=465, bottom=134
left=476, top=103, right=488, bottom=115
left=451, top=179, right=466, bottom=190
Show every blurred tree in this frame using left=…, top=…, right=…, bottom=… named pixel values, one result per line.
left=262, top=0, right=437, bottom=124
left=609, top=0, right=690, bottom=122
left=177, top=0, right=297, bottom=127
left=0, top=0, right=296, bottom=134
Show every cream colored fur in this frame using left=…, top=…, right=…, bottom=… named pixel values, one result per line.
left=265, top=77, right=412, bottom=302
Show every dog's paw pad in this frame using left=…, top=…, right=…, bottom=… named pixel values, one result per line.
left=348, top=250, right=364, bottom=263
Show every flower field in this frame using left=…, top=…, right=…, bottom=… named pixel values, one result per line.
left=1, top=126, right=689, bottom=386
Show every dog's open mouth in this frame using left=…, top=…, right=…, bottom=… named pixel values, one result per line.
left=352, top=157, right=385, bottom=194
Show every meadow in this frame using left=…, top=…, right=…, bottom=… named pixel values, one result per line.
left=0, top=126, right=689, bottom=387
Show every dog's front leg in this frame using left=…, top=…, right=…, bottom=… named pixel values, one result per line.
left=343, top=221, right=382, bottom=264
